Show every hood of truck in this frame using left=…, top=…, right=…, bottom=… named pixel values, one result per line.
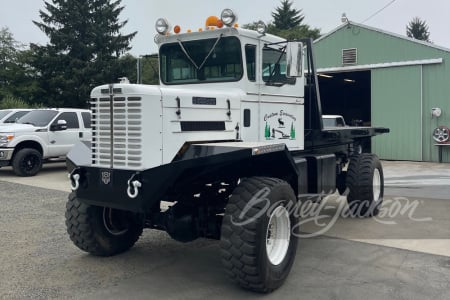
left=91, top=83, right=162, bottom=98
left=0, top=123, right=41, bottom=133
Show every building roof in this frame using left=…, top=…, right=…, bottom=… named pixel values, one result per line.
left=315, top=21, right=450, bottom=54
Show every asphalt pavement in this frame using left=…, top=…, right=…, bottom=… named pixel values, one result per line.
left=0, top=160, right=449, bottom=299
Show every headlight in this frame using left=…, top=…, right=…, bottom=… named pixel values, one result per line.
left=0, top=133, right=14, bottom=147
left=221, top=9, right=237, bottom=27
left=155, top=18, right=170, bottom=35
left=256, top=21, right=267, bottom=34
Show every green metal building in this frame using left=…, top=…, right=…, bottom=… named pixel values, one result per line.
left=314, top=21, right=450, bottom=163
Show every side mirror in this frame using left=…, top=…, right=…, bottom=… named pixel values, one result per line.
left=51, top=119, right=68, bottom=131
left=286, top=42, right=303, bottom=78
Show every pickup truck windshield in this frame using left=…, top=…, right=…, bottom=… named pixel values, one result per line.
left=0, top=110, right=12, bottom=119
left=18, top=110, right=58, bottom=127
left=160, top=36, right=243, bottom=84
left=4, top=111, right=30, bottom=123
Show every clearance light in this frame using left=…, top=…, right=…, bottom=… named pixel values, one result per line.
left=155, top=18, right=170, bottom=35
left=206, top=16, right=218, bottom=27
left=221, top=9, right=237, bottom=26
left=174, top=25, right=181, bottom=34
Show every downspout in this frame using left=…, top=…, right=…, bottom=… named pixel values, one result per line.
left=420, top=65, right=424, bottom=161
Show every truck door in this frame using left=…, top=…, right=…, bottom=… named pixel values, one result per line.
left=47, top=112, right=84, bottom=157
left=257, top=45, right=305, bottom=151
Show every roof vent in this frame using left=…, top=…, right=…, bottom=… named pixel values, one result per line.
left=342, top=48, right=357, bottom=65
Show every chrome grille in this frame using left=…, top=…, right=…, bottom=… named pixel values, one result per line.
left=91, top=96, right=143, bottom=169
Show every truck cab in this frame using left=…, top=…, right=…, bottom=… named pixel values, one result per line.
left=156, top=23, right=305, bottom=152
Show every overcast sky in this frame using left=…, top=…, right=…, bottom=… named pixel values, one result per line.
left=1, top=0, right=449, bottom=55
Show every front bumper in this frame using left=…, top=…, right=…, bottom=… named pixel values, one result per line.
left=0, top=148, right=14, bottom=166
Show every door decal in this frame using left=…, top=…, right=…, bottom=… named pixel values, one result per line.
left=264, top=110, right=296, bottom=140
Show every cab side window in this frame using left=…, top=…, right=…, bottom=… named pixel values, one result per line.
left=262, top=47, right=295, bottom=85
left=245, top=45, right=256, bottom=81
left=82, top=112, right=91, bottom=128
left=53, top=112, right=79, bottom=129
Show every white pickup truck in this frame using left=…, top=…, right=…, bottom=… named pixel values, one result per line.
left=0, top=108, right=91, bottom=176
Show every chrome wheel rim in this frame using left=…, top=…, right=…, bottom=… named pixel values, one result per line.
left=373, top=168, right=381, bottom=203
left=266, top=206, right=291, bottom=265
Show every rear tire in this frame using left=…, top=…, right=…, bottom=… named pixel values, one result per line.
left=346, top=154, right=384, bottom=217
left=65, top=192, right=143, bottom=256
left=12, top=148, right=42, bottom=177
left=220, top=177, right=298, bottom=293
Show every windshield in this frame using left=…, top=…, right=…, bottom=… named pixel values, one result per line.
left=18, top=110, right=58, bottom=127
left=160, top=36, right=243, bottom=84
left=0, top=110, right=12, bottom=120
left=4, top=111, right=30, bottom=123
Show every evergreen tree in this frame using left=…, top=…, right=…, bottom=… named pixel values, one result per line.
left=243, top=0, right=321, bottom=40
left=406, top=17, right=431, bottom=42
left=265, top=122, right=269, bottom=139
left=290, top=122, right=295, bottom=139
left=272, top=0, right=304, bottom=30
left=32, top=0, right=136, bottom=108
left=268, top=24, right=321, bottom=40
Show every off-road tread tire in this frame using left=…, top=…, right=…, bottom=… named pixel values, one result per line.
left=12, top=148, right=42, bottom=177
left=65, top=192, right=143, bottom=256
left=220, top=177, right=298, bottom=293
left=346, top=154, right=384, bottom=217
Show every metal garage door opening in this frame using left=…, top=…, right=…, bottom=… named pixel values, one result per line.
left=318, top=70, right=371, bottom=126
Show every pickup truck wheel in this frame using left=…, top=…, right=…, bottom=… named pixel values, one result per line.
left=220, top=177, right=298, bottom=293
left=346, top=154, right=384, bottom=217
left=65, top=192, right=143, bottom=256
left=12, top=148, right=42, bottom=177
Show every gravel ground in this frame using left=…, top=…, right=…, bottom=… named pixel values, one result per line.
left=0, top=181, right=213, bottom=299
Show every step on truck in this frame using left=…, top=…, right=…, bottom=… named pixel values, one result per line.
left=66, top=9, right=389, bottom=293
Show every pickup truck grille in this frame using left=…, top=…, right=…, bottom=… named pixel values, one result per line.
left=91, top=96, right=142, bottom=169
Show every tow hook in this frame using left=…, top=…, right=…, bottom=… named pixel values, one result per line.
left=127, top=173, right=142, bottom=199
left=68, top=168, right=81, bottom=191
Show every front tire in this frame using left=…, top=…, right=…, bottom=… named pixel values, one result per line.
left=346, top=154, right=384, bottom=217
left=12, top=148, right=43, bottom=177
left=220, top=177, right=298, bottom=293
left=65, top=192, right=143, bottom=256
